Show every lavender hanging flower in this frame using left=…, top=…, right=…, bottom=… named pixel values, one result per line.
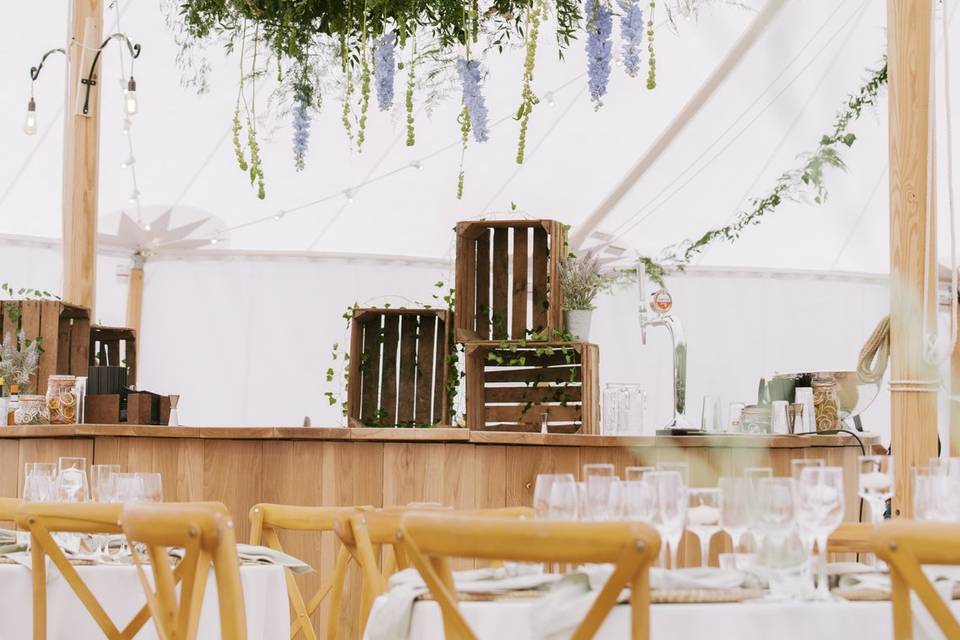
left=374, top=32, right=396, bottom=111
left=291, top=91, right=311, bottom=171
left=457, top=57, right=489, bottom=143
left=618, top=0, right=644, bottom=78
left=585, top=0, right=613, bottom=108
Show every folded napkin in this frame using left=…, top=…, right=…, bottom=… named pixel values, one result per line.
left=0, top=529, right=18, bottom=545
left=167, top=543, right=313, bottom=575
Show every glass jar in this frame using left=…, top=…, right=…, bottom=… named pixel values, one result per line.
left=15, top=395, right=50, bottom=425
left=812, top=373, right=839, bottom=432
left=740, top=405, right=771, bottom=434
left=46, top=375, right=78, bottom=425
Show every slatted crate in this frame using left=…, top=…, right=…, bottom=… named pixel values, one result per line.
left=455, top=220, right=566, bottom=343
left=89, top=325, right=137, bottom=386
left=0, top=300, right=90, bottom=394
left=464, top=341, right=599, bottom=434
left=347, top=308, right=452, bottom=428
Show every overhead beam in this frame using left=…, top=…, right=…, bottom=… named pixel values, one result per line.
left=569, top=0, right=788, bottom=249
left=888, top=0, right=937, bottom=517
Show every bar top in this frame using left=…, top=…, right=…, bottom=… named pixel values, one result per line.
left=0, top=424, right=879, bottom=448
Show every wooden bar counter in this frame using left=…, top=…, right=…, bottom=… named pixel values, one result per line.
left=0, top=424, right=876, bottom=636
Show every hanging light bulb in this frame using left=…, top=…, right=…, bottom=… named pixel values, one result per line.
left=544, top=92, right=556, bottom=108
left=124, top=76, right=138, bottom=116
left=122, top=118, right=132, bottom=136
left=121, top=156, right=136, bottom=168
left=128, top=189, right=140, bottom=204
left=344, top=189, right=354, bottom=204
left=409, top=160, right=423, bottom=171
left=209, top=237, right=220, bottom=245
left=143, top=223, right=152, bottom=231
left=273, top=210, right=285, bottom=221
left=23, top=97, right=37, bottom=135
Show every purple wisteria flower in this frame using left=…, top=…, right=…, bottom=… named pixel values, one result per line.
left=291, top=92, right=311, bottom=171
left=374, top=32, right=397, bottom=111
left=585, top=0, right=613, bottom=107
left=618, top=0, right=644, bottom=78
left=457, top=57, right=489, bottom=143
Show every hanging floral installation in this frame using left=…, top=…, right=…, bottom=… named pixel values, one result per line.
left=640, top=59, right=889, bottom=285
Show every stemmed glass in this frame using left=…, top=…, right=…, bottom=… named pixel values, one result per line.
left=57, top=457, right=89, bottom=503
left=583, top=464, right=617, bottom=521
left=23, top=463, right=57, bottom=503
left=688, top=488, right=722, bottom=567
left=928, top=458, right=960, bottom=520
left=718, top=477, right=750, bottom=553
left=744, top=467, right=773, bottom=551
left=534, top=474, right=572, bottom=519
left=858, top=456, right=893, bottom=525
left=536, top=474, right=578, bottom=520
left=90, top=465, right=120, bottom=503
left=796, top=467, right=845, bottom=600
left=623, top=479, right=657, bottom=522
left=791, top=459, right=824, bottom=483
left=625, top=466, right=654, bottom=481
left=657, top=461, right=690, bottom=487
left=792, top=459, right=824, bottom=579
left=912, top=467, right=940, bottom=521
left=646, top=470, right=687, bottom=569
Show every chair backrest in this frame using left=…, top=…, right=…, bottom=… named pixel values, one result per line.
left=122, top=502, right=245, bottom=640
left=827, top=522, right=874, bottom=554
left=249, top=503, right=363, bottom=640
left=873, top=521, right=960, bottom=639
left=0, top=497, right=21, bottom=521
left=399, top=513, right=658, bottom=640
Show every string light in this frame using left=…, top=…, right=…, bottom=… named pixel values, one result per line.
left=209, top=237, right=220, bottom=245
left=143, top=223, right=152, bottom=231
left=121, top=156, right=136, bottom=168
left=344, top=189, right=355, bottom=204
left=410, top=160, right=423, bottom=171
left=23, top=97, right=37, bottom=135
left=122, top=118, right=132, bottom=135
left=128, top=188, right=140, bottom=204
left=124, top=76, right=138, bottom=115
left=273, top=211, right=285, bottom=221
left=544, top=92, right=556, bottom=107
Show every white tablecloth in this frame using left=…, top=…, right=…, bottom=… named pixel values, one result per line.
left=0, top=563, right=290, bottom=639
left=395, top=599, right=960, bottom=639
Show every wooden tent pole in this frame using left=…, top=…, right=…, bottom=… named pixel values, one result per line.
left=62, top=0, right=102, bottom=313
left=126, top=255, right=144, bottom=358
left=569, top=0, right=787, bottom=249
left=953, top=301, right=960, bottom=458
left=888, top=0, right=937, bottom=517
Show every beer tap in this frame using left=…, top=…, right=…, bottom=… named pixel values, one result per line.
left=637, top=258, right=691, bottom=431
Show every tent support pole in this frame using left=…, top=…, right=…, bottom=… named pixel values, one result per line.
left=126, top=254, right=144, bottom=362
left=888, top=0, right=937, bottom=517
left=62, top=0, right=102, bottom=313
left=569, top=0, right=787, bottom=250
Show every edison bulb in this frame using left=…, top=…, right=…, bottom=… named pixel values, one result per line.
left=23, top=98, right=37, bottom=135
left=124, top=77, right=138, bottom=116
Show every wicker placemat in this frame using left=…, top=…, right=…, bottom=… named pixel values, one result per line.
left=834, top=584, right=960, bottom=602
left=417, top=589, right=546, bottom=602
left=651, top=588, right=765, bottom=604
left=0, top=556, right=98, bottom=566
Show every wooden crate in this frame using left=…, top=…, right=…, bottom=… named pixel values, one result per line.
left=455, top=220, right=566, bottom=343
left=0, top=300, right=90, bottom=394
left=89, top=325, right=137, bottom=386
left=464, top=341, right=599, bottom=434
left=347, top=308, right=452, bottom=428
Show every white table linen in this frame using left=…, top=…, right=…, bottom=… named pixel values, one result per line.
left=0, top=563, right=290, bottom=639
left=376, top=598, right=960, bottom=640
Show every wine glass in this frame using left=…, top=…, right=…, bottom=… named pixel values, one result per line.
left=688, top=488, right=721, bottom=567
left=90, top=465, right=120, bottom=503
left=928, top=458, right=960, bottom=520
left=796, top=467, right=844, bottom=600
left=623, top=479, right=656, bottom=522
left=23, top=463, right=57, bottom=503
left=745, top=467, right=774, bottom=551
left=791, top=459, right=824, bottom=483
left=657, top=461, right=689, bottom=487
left=858, top=456, right=893, bottom=525
left=744, top=467, right=773, bottom=482
left=792, top=459, right=825, bottom=575
left=646, top=471, right=687, bottom=569
left=912, top=467, right=940, bottom=521
left=533, top=474, right=571, bottom=519
left=548, top=475, right=579, bottom=520
left=625, top=466, right=654, bottom=481
left=113, top=473, right=145, bottom=503
left=57, top=457, right=89, bottom=503
left=718, top=477, right=750, bottom=553
left=135, top=473, right=163, bottom=503
left=583, top=464, right=616, bottom=521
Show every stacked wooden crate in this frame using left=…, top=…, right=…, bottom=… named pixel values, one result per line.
left=455, top=220, right=599, bottom=434
left=0, top=300, right=90, bottom=394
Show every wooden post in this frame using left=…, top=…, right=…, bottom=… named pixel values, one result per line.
left=888, top=0, right=937, bottom=517
left=62, top=0, right=103, bottom=312
left=953, top=301, right=960, bottom=458
left=126, top=255, right=144, bottom=360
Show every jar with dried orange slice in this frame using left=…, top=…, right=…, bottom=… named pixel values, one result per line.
left=46, top=374, right=78, bottom=425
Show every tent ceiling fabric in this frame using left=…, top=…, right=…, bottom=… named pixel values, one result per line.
left=0, top=0, right=954, bottom=273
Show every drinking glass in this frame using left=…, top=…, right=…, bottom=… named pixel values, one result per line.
left=796, top=467, right=844, bottom=599
left=23, top=463, right=57, bottom=503
left=625, top=466, right=654, bottom=481
left=718, top=477, right=750, bottom=553
left=688, top=488, right=721, bottom=567
left=646, top=471, right=687, bottom=569
left=791, top=459, right=824, bottom=483
left=90, top=465, right=120, bottom=503
left=57, top=457, right=89, bottom=503
left=858, top=456, right=893, bottom=525
left=791, top=460, right=824, bottom=584
left=929, top=457, right=960, bottom=478
left=928, top=458, right=960, bottom=520
left=744, top=467, right=773, bottom=482
left=771, top=401, right=789, bottom=434
left=753, top=478, right=795, bottom=539
left=912, top=467, right=940, bottom=521
left=602, top=384, right=621, bottom=435
left=583, top=464, right=616, bottom=521
left=623, top=480, right=656, bottom=521
left=656, top=462, right=689, bottom=487
left=548, top=475, right=579, bottom=520
left=744, top=467, right=774, bottom=551
left=701, top=396, right=720, bottom=432
left=534, top=474, right=572, bottom=519
left=136, top=473, right=163, bottom=503
left=113, top=473, right=146, bottom=503
left=728, top=402, right=745, bottom=432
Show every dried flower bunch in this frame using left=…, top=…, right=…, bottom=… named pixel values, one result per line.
left=559, top=251, right=622, bottom=311
left=0, top=330, right=41, bottom=389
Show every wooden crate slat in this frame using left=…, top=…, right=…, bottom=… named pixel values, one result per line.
left=379, top=314, right=400, bottom=426
left=19, top=302, right=42, bottom=393
left=346, top=313, right=364, bottom=421
left=531, top=227, right=549, bottom=333
left=484, top=366, right=582, bottom=384
left=475, top=230, right=491, bottom=340
left=547, top=221, right=566, bottom=333
left=69, top=317, right=90, bottom=378
left=0, top=301, right=15, bottom=343
left=414, top=314, right=436, bottom=424
left=484, top=386, right=582, bottom=403
left=37, top=303, right=60, bottom=392
left=434, top=315, right=448, bottom=422
left=359, top=317, right=381, bottom=421
left=0, top=301, right=90, bottom=393
left=455, top=223, right=477, bottom=342
left=580, top=344, right=601, bottom=435
left=485, top=404, right=582, bottom=423
left=511, top=227, right=528, bottom=339
left=491, top=228, right=509, bottom=340
left=396, top=315, right=418, bottom=423
left=485, top=349, right=581, bottom=368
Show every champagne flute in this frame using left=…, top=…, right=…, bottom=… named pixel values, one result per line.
left=548, top=475, right=579, bottom=520
left=792, top=459, right=825, bottom=577
left=57, top=457, right=89, bottom=503
left=583, top=464, right=616, bottom=521
left=647, top=471, right=687, bottom=569
left=744, top=467, right=773, bottom=552
left=657, top=461, right=689, bottom=487
left=623, top=479, right=656, bottom=522
left=688, top=488, right=721, bottom=567
left=858, top=456, right=893, bottom=525
left=90, top=465, right=120, bottom=503
left=718, top=477, right=750, bottom=553
left=136, top=472, right=163, bottom=503
left=23, top=463, right=57, bottom=503
left=796, top=467, right=844, bottom=600
left=533, top=474, right=568, bottom=519
left=625, top=466, right=654, bottom=482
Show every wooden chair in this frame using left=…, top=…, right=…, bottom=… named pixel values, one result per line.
left=0, top=497, right=21, bottom=521
left=828, top=522, right=874, bottom=554
left=873, top=521, right=960, bottom=639
left=16, top=502, right=154, bottom=640
left=121, top=502, right=245, bottom=640
left=248, top=503, right=363, bottom=640
left=398, top=513, right=658, bottom=640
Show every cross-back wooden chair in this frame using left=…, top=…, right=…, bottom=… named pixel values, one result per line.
left=121, top=502, right=245, bottom=640
left=873, top=521, right=960, bottom=639
left=16, top=502, right=154, bottom=640
left=397, top=513, right=659, bottom=640
left=248, top=503, right=364, bottom=640
left=0, top=497, right=21, bottom=521
left=828, top=522, right=874, bottom=554
left=334, top=505, right=534, bottom=637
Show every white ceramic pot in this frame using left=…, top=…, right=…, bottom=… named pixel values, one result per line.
left=564, top=309, right=593, bottom=341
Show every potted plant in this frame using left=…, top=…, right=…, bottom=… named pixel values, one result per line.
left=558, top=251, right=619, bottom=341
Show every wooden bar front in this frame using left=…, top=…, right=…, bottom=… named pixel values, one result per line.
left=0, top=425, right=876, bottom=637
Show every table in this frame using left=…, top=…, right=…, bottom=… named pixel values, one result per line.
left=0, top=563, right=290, bottom=639
left=398, top=598, right=960, bottom=639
